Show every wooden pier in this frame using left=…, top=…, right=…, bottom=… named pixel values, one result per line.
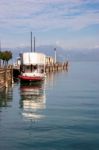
left=45, top=62, right=68, bottom=73
left=0, top=66, right=13, bottom=88
left=0, top=62, right=68, bottom=88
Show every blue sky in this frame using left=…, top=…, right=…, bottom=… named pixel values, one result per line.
left=0, top=0, right=99, bottom=50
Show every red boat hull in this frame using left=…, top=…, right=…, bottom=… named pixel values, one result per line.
left=18, top=75, right=44, bottom=82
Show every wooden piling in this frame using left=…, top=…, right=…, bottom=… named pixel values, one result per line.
left=45, top=61, right=68, bottom=73
left=0, top=67, right=13, bottom=88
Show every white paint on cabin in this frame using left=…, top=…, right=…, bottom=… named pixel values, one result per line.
left=21, top=52, right=46, bottom=65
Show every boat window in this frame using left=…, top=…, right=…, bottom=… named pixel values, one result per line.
left=34, top=65, right=37, bottom=70
left=25, top=66, right=31, bottom=72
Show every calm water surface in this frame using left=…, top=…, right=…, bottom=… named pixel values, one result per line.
left=0, top=62, right=99, bottom=150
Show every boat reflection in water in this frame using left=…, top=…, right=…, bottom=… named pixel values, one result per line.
left=20, top=83, right=46, bottom=121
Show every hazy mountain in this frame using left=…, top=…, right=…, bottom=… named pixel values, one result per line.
left=2, top=45, right=99, bottom=62
left=36, top=46, right=99, bottom=61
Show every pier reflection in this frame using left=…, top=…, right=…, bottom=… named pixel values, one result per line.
left=0, top=86, right=13, bottom=108
left=20, top=83, right=46, bottom=121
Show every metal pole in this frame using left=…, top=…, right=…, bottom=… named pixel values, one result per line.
left=54, top=48, right=56, bottom=63
left=34, top=36, right=35, bottom=52
left=31, top=32, right=32, bottom=52
left=0, top=40, right=1, bottom=67
left=0, top=41, right=1, bottom=52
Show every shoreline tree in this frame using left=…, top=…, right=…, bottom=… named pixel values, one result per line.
left=0, top=51, right=12, bottom=67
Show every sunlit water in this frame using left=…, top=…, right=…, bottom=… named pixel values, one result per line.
left=0, top=62, right=99, bottom=150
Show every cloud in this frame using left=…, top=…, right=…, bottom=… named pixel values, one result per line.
left=0, top=0, right=99, bottom=49
left=0, top=0, right=99, bottom=32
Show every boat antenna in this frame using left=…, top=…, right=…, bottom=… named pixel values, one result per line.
left=34, top=36, right=35, bottom=52
left=31, top=32, right=32, bottom=52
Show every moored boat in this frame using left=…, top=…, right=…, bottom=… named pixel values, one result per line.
left=18, top=52, right=46, bottom=84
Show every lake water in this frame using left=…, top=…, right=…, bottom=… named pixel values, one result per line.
left=0, top=62, right=99, bottom=150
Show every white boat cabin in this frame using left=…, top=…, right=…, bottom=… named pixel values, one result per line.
left=20, top=52, right=46, bottom=75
